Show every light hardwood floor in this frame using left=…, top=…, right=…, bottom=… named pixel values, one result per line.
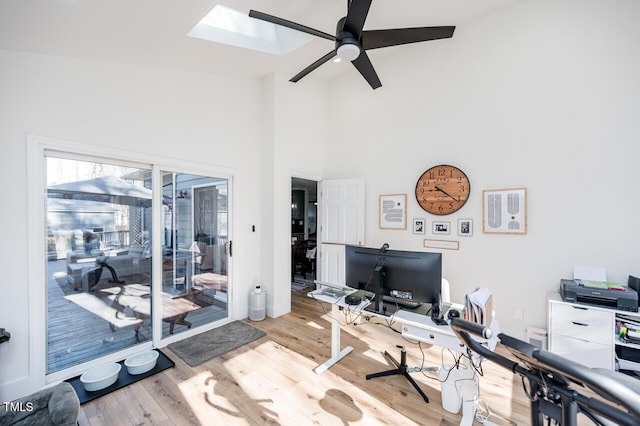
left=77, top=289, right=593, bottom=425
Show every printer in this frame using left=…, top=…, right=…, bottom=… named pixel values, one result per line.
left=560, top=279, right=638, bottom=312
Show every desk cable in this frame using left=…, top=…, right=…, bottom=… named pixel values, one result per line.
left=311, top=290, right=512, bottom=425
left=309, top=292, right=344, bottom=324
left=309, top=292, right=368, bottom=326
left=351, top=310, right=402, bottom=334
left=413, top=343, right=512, bottom=426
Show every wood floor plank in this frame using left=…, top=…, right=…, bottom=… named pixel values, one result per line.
left=77, top=289, right=605, bottom=425
left=139, top=370, right=199, bottom=425
left=112, top=381, right=171, bottom=424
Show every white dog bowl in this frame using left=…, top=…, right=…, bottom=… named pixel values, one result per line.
left=80, top=362, right=121, bottom=392
left=124, top=350, right=159, bottom=375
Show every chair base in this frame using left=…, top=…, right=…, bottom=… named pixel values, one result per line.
left=366, top=347, right=432, bottom=403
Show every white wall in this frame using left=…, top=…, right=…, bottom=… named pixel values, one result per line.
left=0, top=50, right=329, bottom=400
left=260, top=73, right=328, bottom=318
left=325, top=0, right=640, bottom=337
left=0, top=50, right=266, bottom=398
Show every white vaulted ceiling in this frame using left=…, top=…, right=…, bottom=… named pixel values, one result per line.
left=0, top=0, right=517, bottom=80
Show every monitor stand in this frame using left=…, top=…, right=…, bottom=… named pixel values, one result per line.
left=366, top=345, right=436, bottom=403
left=371, top=265, right=386, bottom=315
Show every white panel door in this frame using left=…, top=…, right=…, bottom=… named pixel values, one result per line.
left=319, top=179, right=365, bottom=284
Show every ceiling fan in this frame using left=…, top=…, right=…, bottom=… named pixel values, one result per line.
left=249, top=0, right=455, bottom=89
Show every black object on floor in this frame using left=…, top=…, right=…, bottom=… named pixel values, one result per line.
left=366, top=346, right=430, bottom=403
left=66, top=349, right=174, bottom=404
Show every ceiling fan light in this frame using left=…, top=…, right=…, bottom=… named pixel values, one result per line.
left=336, top=43, right=360, bottom=62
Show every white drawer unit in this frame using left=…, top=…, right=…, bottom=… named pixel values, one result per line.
left=550, top=302, right=613, bottom=345
left=548, top=292, right=640, bottom=372
left=549, top=334, right=614, bottom=370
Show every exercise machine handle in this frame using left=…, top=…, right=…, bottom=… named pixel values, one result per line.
left=449, top=318, right=519, bottom=372
left=450, top=318, right=640, bottom=425
left=449, top=317, right=492, bottom=339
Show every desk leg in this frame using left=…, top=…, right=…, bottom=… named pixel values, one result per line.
left=314, top=304, right=353, bottom=374
left=459, top=356, right=477, bottom=426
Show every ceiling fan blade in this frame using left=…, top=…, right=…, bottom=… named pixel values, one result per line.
left=351, top=51, right=381, bottom=89
left=290, top=50, right=338, bottom=83
left=361, top=26, right=455, bottom=50
left=343, top=0, right=373, bottom=38
left=249, top=10, right=336, bottom=41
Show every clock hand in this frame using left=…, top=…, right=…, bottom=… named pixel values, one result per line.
left=434, top=186, right=459, bottom=202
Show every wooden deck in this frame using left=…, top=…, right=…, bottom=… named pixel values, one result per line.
left=47, top=260, right=227, bottom=374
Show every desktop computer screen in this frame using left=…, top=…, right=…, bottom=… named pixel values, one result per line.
left=345, top=245, right=442, bottom=314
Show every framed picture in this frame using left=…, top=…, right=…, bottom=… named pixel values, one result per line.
left=412, top=218, right=426, bottom=234
left=483, top=188, right=527, bottom=234
left=432, top=221, right=450, bottom=235
left=379, top=194, right=407, bottom=230
left=457, top=219, right=473, bottom=237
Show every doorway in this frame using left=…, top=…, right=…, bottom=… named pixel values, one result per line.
left=291, top=177, right=317, bottom=292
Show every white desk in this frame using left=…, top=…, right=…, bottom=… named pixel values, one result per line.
left=308, top=288, right=496, bottom=425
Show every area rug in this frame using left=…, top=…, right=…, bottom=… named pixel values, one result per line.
left=67, top=349, right=174, bottom=404
left=168, top=321, right=266, bottom=367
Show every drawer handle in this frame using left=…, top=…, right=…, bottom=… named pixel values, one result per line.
left=572, top=306, right=588, bottom=310
left=572, top=321, right=589, bottom=327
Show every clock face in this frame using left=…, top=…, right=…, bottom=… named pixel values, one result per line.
left=415, top=165, right=470, bottom=215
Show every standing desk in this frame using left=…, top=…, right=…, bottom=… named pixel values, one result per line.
left=308, top=288, right=497, bottom=425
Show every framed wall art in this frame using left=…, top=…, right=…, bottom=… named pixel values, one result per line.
left=457, top=219, right=473, bottom=237
left=379, top=194, right=407, bottom=230
left=483, top=188, right=527, bottom=234
left=432, top=221, right=450, bottom=235
left=412, top=218, right=426, bottom=235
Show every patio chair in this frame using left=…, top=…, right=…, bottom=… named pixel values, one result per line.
left=86, top=256, right=126, bottom=291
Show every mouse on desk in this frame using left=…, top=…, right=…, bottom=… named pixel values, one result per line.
left=448, top=309, right=461, bottom=319
left=344, top=294, right=362, bottom=305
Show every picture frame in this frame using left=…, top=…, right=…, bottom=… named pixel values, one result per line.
left=412, top=218, right=426, bottom=235
left=457, top=219, right=473, bottom=237
left=432, top=221, right=450, bottom=235
left=379, top=194, right=407, bottom=230
left=482, top=188, right=527, bottom=234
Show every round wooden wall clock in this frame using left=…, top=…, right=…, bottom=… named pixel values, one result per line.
left=415, top=165, right=470, bottom=215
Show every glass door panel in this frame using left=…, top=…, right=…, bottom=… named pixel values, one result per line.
left=160, top=171, right=229, bottom=339
left=45, top=156, right=152, bottom=374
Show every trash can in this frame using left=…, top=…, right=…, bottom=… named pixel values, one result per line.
left=249, top=285, right=267, bottom=321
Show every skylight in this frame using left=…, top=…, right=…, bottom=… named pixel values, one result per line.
left=188, top=5, right=313, bottom=55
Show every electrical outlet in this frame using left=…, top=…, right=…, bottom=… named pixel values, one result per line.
left=514, top=307, right=523, bottom=320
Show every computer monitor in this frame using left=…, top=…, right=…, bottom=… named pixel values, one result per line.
left=345, top=245, right=442, bottom=314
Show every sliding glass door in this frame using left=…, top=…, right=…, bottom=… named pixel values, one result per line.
left=159, top=171, right=229, bottom=339
left=44, top=153, right=231, bottom=375
left=46, top=156, right=153, bottom=373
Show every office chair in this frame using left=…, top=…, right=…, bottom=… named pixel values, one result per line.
left=292, top=240, right=309, bottom=279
